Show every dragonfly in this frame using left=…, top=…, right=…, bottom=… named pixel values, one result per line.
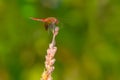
left=30, top=17, right=59, bottom=31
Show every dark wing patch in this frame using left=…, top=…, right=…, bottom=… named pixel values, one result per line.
left=44, top=23, right=49, bottom=30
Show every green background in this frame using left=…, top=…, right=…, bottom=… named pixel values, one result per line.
left=0, top=0, right=120, bottom=80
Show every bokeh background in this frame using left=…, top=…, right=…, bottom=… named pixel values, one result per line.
left=0, top=0, right=120, bottom=80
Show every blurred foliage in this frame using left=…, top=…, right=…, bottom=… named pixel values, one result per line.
left=0, top=0, right=120, bottom=80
